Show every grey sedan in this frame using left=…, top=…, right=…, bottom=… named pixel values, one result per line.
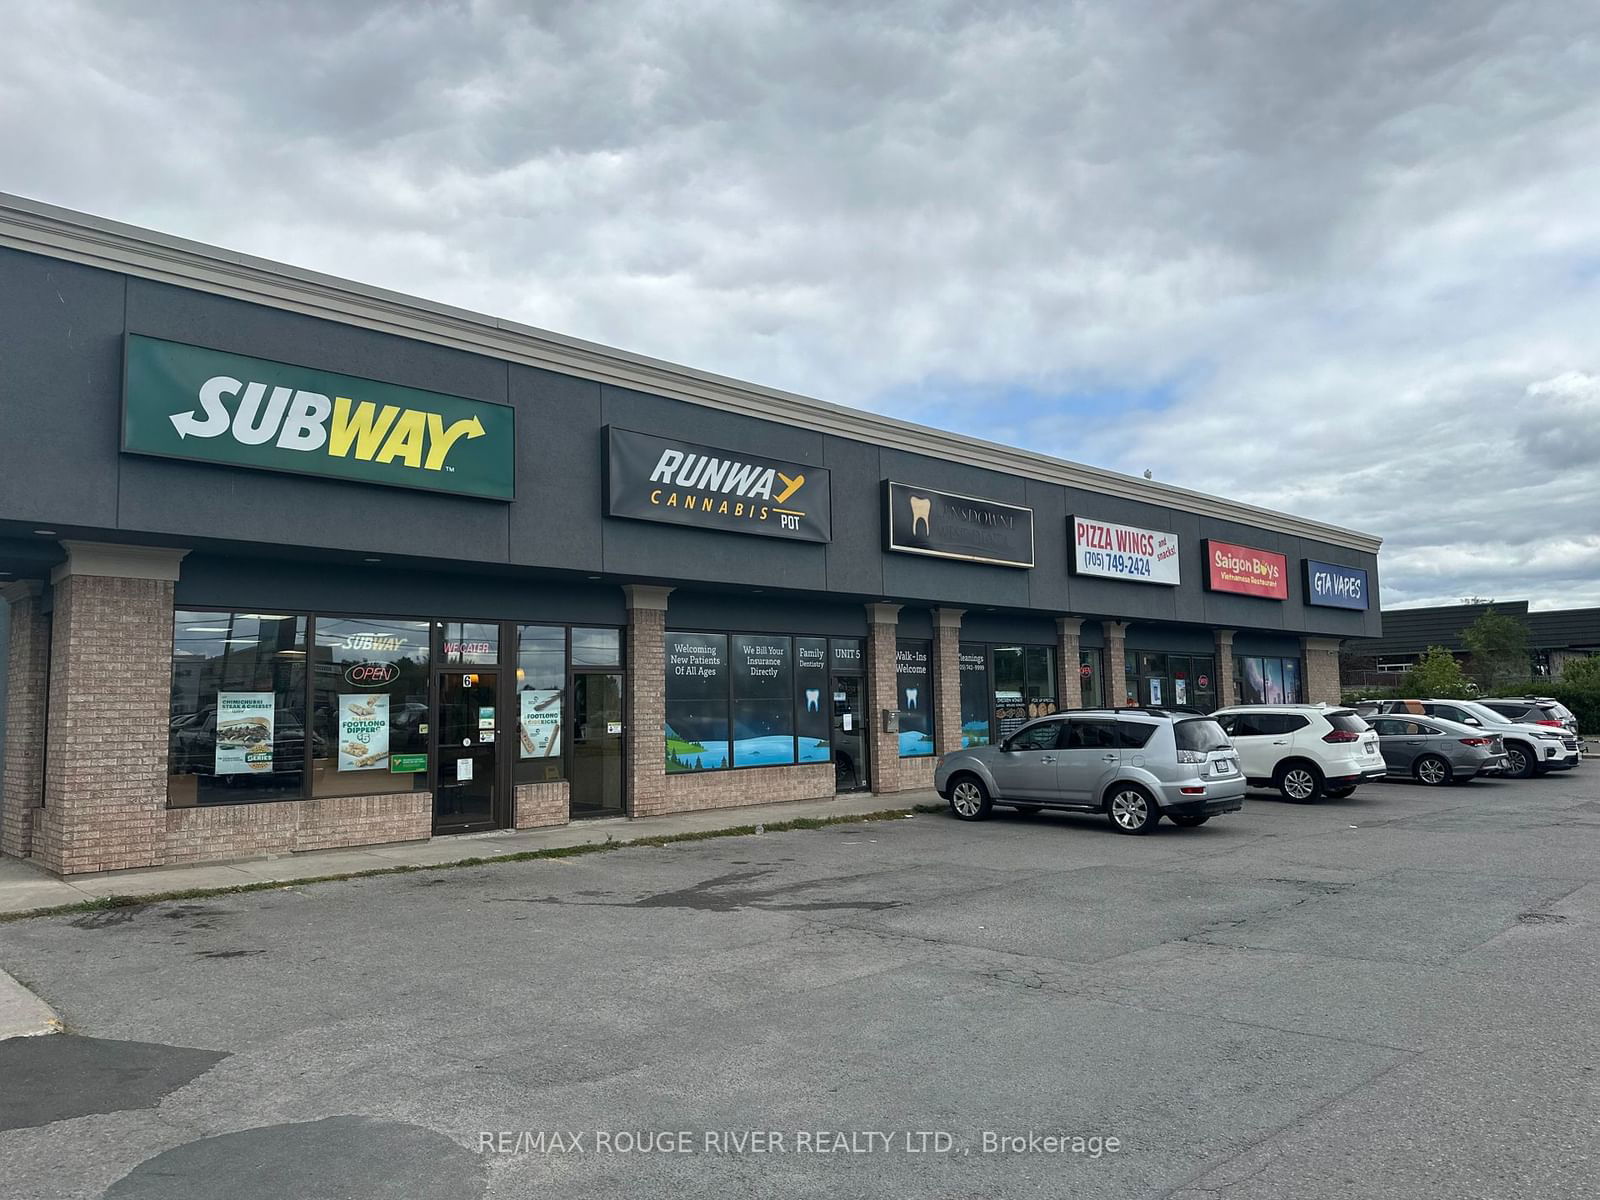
left=1367, top=715, right=1508, bottom=785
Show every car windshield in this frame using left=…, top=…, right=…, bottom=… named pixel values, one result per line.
left=1175, top=718, right=1230, bottom=752
left=1326, top=711, right=1370, bottom=733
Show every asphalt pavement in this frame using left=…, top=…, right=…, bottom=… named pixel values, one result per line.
left=1, top=769, right=1597, bottom=1199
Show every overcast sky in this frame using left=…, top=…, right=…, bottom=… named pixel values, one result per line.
left=4, top=0, right=1597, bottom=610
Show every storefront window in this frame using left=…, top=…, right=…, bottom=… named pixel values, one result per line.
left=310, top=616, right=430, bottom=796
left=1079, top=649, right=1103, bottom=708
left=732, top=635, right=795, bottom=766
left=515, top=625, right=565, bottom=781
left=1236, top=656, right=1304, bottom=705
left=665, top=632, right=730, bottom=771
left=958, top=643, right=990, bottom=747
left=440, top=622, right=498, bottom=666
left=572, top=627, right=621, bottom=667
left=168, top=611, right=307, bottom=807
left=896, top=639, right=934, bottom=757
left=992, top=645, right=1057, bottom=737
left=795, top=637, right=830, bottom=763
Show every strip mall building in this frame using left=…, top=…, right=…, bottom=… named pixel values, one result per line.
left=0, top=195, right=1383, bottom=875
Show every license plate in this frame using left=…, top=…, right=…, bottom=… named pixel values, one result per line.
left=1365, top=743, right=1376, bottom=753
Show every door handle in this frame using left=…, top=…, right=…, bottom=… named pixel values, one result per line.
left=1271, top=740, right=1288, bottom=745
left=1040, top=755, right=1056, bottom=764
left=1102, top=754, right=1118, bottom=763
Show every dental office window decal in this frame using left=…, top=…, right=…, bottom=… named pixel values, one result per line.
left=896, top=639, right=934, bottom=757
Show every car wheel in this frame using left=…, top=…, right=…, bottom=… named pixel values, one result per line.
left=1503, top=743, right=1534, bottom=780
left=1275, top=762, right=1324, bottom=803
left=1106, top=785, right=1160, bottom=835
left=1413, top=755, right=1452, bottom=786
left=1326, top=785, right=1357, bottom=798
left=1169, top=814, right=1210, bottom=828
left=948, top=776, right=992, bottom=821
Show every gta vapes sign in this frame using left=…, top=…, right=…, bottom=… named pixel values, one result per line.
left=122, top=335, right=516, bottom=499
left=1303, top=559, right=1370, bottom=610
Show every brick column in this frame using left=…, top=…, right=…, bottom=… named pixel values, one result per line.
left=1056, top=617, right=1083, bottom=709
left=866, top=603, right=902, bottom=794
left=1302, top=637, right=1342, bottom=705
left=1103, top=621, right=1129, bottom=707
left=623, top=584, right=673, bottom=818
left=32, top=543, right=187, bottom=875
left=933, top=607, right=964, bottom=755
left=1215, top=629, right=1238, bottom=707
left=1, top=582, right=47, bottom=860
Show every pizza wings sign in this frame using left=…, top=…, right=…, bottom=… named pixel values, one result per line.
left=122, top=335, right=515, bottom=499
left=1070, top=517, right=1180, bottom=585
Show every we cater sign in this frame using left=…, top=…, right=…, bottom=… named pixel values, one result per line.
left=122, top=336, right=515, bottom=499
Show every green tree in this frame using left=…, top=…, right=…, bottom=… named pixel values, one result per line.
left=1461, top=606, right=1529, bottom=693
left=1403, top=646, right=1472, bottom=698
left=1561, top=654, right=1600, bottom=688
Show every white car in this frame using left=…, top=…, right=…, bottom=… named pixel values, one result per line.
left=1212, top=704, right=1386, bottom=802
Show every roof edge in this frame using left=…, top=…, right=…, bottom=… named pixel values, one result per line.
left=0, top=191, right=1383, bottom=554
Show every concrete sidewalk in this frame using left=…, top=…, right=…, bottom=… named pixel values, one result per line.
left=0, top=791, right=936, bottom=917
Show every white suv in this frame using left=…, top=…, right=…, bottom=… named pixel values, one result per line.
left=1212, top=704, right=1385, bottom=802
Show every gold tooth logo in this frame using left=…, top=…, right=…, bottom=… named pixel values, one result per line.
left=909, top=495, right=932, bottom=535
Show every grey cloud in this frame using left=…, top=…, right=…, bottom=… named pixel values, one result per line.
left=2, top=0, right=1598, bottom=607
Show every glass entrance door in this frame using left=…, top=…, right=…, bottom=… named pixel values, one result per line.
left=831, top=673, right=868, bottom=792
left=571, top=672, right=625, bottom=817
left=435, top=670, right=498, bottom=832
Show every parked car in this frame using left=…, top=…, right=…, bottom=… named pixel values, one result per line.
left=1361, top=699, right=1577, bottom=778
left=1211, top=704, right=1385, bottom=802
left=1477, top=697, right=1580, bottom=742
left=933, top=708, right=1245, bottom=835
left=1365, top=714, right=1508, bottom=785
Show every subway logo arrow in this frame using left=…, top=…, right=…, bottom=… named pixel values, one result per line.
left=123, top=335, right=516, bottom=499
left=167, top=375, right=486, bottom=471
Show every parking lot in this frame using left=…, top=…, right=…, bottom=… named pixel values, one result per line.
left=2, top=768, right=1597, bottom=1200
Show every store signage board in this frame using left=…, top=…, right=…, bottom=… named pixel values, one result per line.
left=1304, top=559, right=1370, bottom=610
left=884, top=482, right=1034, bottom=568
left=605, top=427, right=830, bottom=542
left=1069, top=516, right=1180, bottom=585
left=122, top=334, right=516, bottom=500
left=1204, top=539, right=1288, bottom=600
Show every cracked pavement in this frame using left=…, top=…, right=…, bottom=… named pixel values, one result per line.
left=1, top=770, right=1597, bottom=1199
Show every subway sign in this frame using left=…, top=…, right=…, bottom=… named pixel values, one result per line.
left=605, top=426, right=831, bottom=542
left=122, top=335, right=516, bottom=499
left=1304, top=559, right=1370, bottom=610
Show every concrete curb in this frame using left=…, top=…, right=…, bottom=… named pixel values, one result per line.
left=0, top=967, right=62, bottom=1040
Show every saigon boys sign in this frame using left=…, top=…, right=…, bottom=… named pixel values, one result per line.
left=884, top=482, right=1034, bottom=568
left=122, top=335, right=516, bottom=499
left=605, top=427, right=831, bottom=542
left=1204, top=539, right=1289, bottom=600
left=1070, top=516, right=1180, bottom=585
left=1304, top=559, right=1370, bottom=610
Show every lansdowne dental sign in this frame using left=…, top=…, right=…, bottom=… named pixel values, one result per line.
left=884, top=482, right=1034, bottom=568
left=1303, top=559, right=1370, bottom=610
left=122, top=335, right=516, bottom=499
left=605, top=427, right=831, bottom=542
left=1204, top=540, right=1288, bottom=600
left=1070, top=516, right=1180, bottom=585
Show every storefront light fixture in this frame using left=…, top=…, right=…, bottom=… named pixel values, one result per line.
left=33, top=529, right=57, bottom=536
left=363, top=557, right=382, bottom=563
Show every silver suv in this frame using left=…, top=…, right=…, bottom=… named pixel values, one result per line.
left=933, top=709, right=1246, bottom=835
left=1356, top=699, right=1577, bottom=778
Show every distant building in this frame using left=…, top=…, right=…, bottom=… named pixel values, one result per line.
left=1342, top=601, right=1600, bottom=689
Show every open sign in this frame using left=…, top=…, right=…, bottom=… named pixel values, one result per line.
left=343, top=662, right=399, bottom=687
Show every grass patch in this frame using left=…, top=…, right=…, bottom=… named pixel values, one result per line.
left=0, top=808, right=917, bottom=924
left=912, top=802, right=946, bottom=814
